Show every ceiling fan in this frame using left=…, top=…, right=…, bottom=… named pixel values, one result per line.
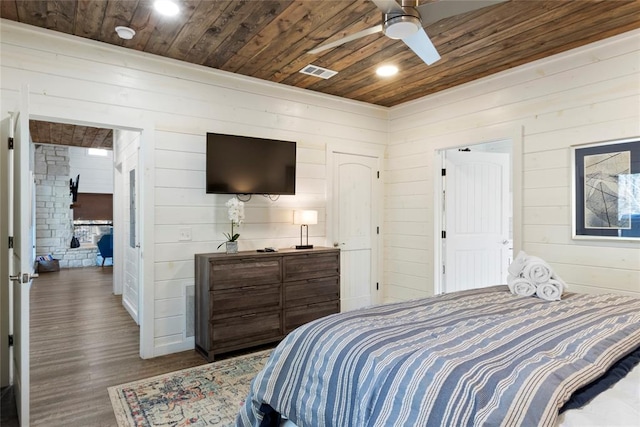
left=309, top=0, right=506, bottom=66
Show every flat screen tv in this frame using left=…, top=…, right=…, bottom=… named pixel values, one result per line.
left=206, top=132, right=296, bottom=195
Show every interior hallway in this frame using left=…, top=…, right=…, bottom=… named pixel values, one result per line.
left=26, top=267, right=206, bottom=426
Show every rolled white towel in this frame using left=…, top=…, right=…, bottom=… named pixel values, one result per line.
left=551, top=274, right=568, bottom=291
left=536, top=279, right=565, bottom=301
left=508, top=277, right=537, bottom=297
left=522, top=256, right=552, bottom=284
left=507, top=273, right=523, bottom=292
left=508, top=251, right=528, bottom=277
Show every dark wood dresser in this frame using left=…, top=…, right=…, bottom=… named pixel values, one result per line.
left=195, top=247, right=340, bottom=361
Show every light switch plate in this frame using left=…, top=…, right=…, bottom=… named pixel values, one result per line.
left=179, top=227, right=192, bottom=241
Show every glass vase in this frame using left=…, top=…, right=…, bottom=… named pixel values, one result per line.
left=225, top=241, right=238, bottom=254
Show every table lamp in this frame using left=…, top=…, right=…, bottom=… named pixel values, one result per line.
left=293, top=210, right=317, bottom=249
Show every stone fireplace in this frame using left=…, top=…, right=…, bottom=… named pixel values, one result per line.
left=34, top=145, right=96, bottom=268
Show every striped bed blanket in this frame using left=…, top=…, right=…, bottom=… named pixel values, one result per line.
left=236, top=286, right=640, bottom=427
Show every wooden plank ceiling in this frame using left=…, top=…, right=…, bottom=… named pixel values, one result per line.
left=3, top=0, right=640, bottom=147
left=29, top=121, right=113, bottom=149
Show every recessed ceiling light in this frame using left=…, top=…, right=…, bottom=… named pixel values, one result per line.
left=154, top=0, right=180, bottom=16
left=376, top=65, right=398, bottom=77
left=115, top=26, right=136, bottom=40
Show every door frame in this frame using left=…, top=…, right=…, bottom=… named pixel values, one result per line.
left=1, top=116, right=11, bottom=388
left=433, top=125, right=524, bottom=295
left=326, top=145, right=384, bottom=306
left=22, top=103, right=155, bottom=358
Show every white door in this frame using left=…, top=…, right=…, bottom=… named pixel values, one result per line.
left=114, top=130, right=141, bottom=324
left=444, top=151, right=510, bottom=292
left=123, top=164, right=140, bottom=323
left=6, top=87, right=33, bottom=426
left=332, top=152, right=380, bottom=311
left=1, top=118, right=10, bottom=390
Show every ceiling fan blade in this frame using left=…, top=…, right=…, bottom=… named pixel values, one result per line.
left=417, top=0, right=507, bottom=26
left=308, top=24, right=383, bottom=54
left=370, top=0, right=405, bottom=15
left=402, top=27, right=441, bottom=65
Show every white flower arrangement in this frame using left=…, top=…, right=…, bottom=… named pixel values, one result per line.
left=218, top=196, right=245, bottom=249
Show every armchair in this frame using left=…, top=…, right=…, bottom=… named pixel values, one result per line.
left=97, top=233, right=113, bottom=267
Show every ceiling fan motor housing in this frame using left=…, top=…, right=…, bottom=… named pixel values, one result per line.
left=383, top=7, right=421, bottom=40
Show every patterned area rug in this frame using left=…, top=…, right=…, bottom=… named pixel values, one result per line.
left=108, top=350, right=271, bottom=427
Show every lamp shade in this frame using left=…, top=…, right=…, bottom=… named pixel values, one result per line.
left=293, top=210, right=318, bottom=225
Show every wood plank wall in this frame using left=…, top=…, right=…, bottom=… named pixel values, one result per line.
left=68, top=145, right=114, bottom=193
left=3, top=19, right=636, bottom=358
left=0, top=20, right=387, bottom=357
left=385, top=29, right=640, bottom=302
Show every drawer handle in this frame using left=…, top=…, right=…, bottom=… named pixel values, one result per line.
left=241, top=313, right=257, bottom=318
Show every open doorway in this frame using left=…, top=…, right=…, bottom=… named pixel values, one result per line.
left=439, top=140, right=513, bottom=293
left=1, top=96, right=149, bottom=423
left=28, top=120, right=142, bottom=318
left=35, top=142, right=114, bottom=270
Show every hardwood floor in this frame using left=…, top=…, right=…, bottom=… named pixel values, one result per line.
left=29, top=267, right=207, bottom=426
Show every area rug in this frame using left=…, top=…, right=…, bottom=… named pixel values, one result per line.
left=108, top=350, right=271, bottom=427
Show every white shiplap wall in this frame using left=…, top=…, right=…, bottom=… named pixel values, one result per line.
left=68, top=146, right=114, bottom=194
left=0, top=20, right=387, bottom=357
left=385, top=29, right=640, bottom=302
left=3, top=19, right=638, bottom=357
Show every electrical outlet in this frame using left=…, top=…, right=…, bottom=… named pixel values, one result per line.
left=179, top=227, right=192, bottom=241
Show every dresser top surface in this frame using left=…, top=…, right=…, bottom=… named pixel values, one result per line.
left=195, top=246, right=339, bottom=260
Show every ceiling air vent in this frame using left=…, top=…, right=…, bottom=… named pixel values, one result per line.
left=299, top=64, right=338, bottom=79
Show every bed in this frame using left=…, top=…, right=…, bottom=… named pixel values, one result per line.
left=236, top=285, right=640, bottom=427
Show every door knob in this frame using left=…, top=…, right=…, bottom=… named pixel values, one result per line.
left=333, top=242, right=345, bottom=247
left=9, top=272, right=38, bottom=283
left=501, top=240, right=509, bottom=245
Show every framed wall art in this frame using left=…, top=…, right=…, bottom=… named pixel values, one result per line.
left=571, top=138, right=640, bottom=240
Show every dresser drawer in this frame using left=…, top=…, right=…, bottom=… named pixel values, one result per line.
left=285, top=276, right=339, bottom=308
left=210, top=257, right=281, bottom=290
left=211, top=284, right=281, bottom=319
left=284, top=300, right=339, bottom=334
left=283, top=252, right=339, bottom=282
left=212, top=310, right=282, bottom=348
